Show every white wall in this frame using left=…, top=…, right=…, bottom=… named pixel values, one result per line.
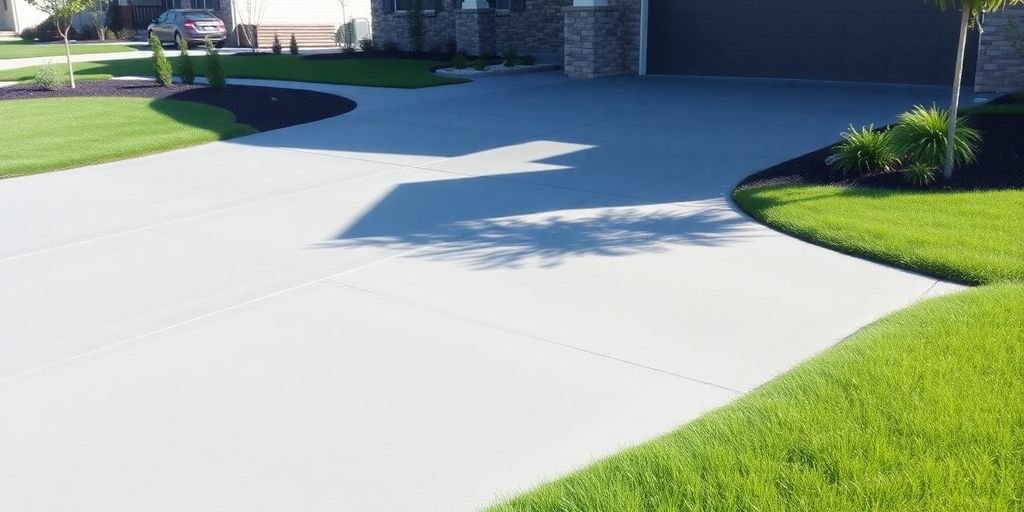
left=11, top=0, right=49, bottom=33
left=248, top=0, right=371, bottom=28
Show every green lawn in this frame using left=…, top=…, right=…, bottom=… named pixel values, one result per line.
left=732, top=185, right=1024, bottom=285
left=0, top=40, right=139, bottom=60
left=0, top=55, right=467, bottom=88
left=492, top=282, right=1024, bottom=512
left=0, top=97, right=255, bottom=178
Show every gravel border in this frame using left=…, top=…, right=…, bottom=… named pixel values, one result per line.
left=0, top=80, right=356, bottom=132
left=435, top=63, right=561, bottom=77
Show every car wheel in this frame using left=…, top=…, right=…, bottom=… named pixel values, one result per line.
left=174, top=32, right=184, bottom=49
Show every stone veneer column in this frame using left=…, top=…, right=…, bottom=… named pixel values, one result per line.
left=564, top=1, right=622, bottom=79
left=975, top=6, right=1024, bottom=93
left=456, top=2, right=496, bottom=57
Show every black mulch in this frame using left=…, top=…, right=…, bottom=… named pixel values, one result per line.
left=738, top=95, right=1024, bottom=191
left=0, top=80, right=357, bottom=132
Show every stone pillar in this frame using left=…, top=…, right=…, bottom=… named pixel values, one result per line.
left=456, top=7, right=496, bottom=57
left=975, top=6, right=1024, bottom=93
left=564, top=3, right=622, bottom=79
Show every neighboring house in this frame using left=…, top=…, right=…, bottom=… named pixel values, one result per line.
left=0, top=0, right=49, bottom=34
left=372, top=0, right=1024, bottom=92
left=120, top=0, right=372, bottom=48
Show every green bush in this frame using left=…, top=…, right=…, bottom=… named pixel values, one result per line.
left=289, top=34, right=300, bottom=55
left=502, top=47, right=518, bottom=67
left=904, top=162, right=939, bottom=187
left=116, top=27, right=136, bottom=41
left=451, top=52, right=468, bottom=70
left=358, top=37, right=376, bottom=52
left=104, top=27, right=117, bottom=41
left=889, top=105, right=981, bottom=170
left=472, top=57, right=487, bottom=71
left=827, top=125, right=899, bottom=175
left=205, top=38, right=226, bottom=89
left=271, top=33, right=283, bottom=54
left=150, top=33, right=173, bottom=87
left=177, top=38, right=195, bottom=85
left=382, top=40, right=400, bottom=54
left=33, top=63, right=68, bottom=91
left=520, top=54, right=536, bottom=66
left=20, top=26, right=37, bottom=40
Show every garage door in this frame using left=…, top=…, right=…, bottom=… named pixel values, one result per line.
left=648, top=0, right=978, bottom=86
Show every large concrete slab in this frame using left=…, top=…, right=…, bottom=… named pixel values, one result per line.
left=0, top=74, right=963, bottom=511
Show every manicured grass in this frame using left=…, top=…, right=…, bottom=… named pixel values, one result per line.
left=492, top=282, right=1024, bottom=512
left=0, top=55, right=467, bottom=88
left=0, top=97, right=255, bottom=178
left=0, top=40, right=139, bottom=60
left=733, top=185, right=1024, bottom=285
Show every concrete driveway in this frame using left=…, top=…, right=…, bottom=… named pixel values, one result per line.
left=0, top=74, right=962, bottom=511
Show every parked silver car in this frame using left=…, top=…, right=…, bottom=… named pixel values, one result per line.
left=147, top=9, right=227, bottom=48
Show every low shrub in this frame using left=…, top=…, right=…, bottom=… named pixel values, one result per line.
left=104, top=27, right=117, bottom=41
left=520, top=54, right=536, bottom=66
left=451, top=52, right=468, bottom=69
left=271, top=33, right=283, bottom=54
left=177, top=38, right=196, bottom=85
left=33, top=17, right=61, bottom=42
left=889, top=105, right=981, bottom=170
left=20, top=26, right=37, bottom=41
left=472, top=57, right=487, bottom=71
left=205, top=38, right=226, bottom=89
left=358, top=36, right=376, bottom=52
left=33, top=63, right=68, bottom=91
left=343, top=46, right=357, bottom=55
left=502, top=47, right=518, bottom=67
left=827, top=125, right=899, bottom=175
left=289, top=34, right=300, bottom=55
left=116, top=27, right=136, bottom=41
left=382, top=40, right=400, bottom=54
left=481, top=50, right=496, bottom=61
left=904, top=162, right=938, bottom=187
left=150, top=33, right=173, bottom=87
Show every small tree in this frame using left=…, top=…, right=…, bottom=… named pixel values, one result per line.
left=205, top=38, right=227, bottom=89
left=931, top=0, right=1022, bottom=180
left=271, top=32, right=282, bottom=54
left=233, top=0, right=269, bottom=54
left=86, top=0, right=111, bottom=40
left=289, top=33, right=299, bottom=55
left=24, top=0, right=90, bottom=88
left=177, top=38, right=196, bottom=85
left=150, top=33, right=173, bottom=86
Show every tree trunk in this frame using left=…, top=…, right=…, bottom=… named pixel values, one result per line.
left=62, top=29, right=76, bottom=89
left=944, top=1, right=972, bottom=180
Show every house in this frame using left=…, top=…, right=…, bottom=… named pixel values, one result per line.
left=0, top=0, right=48, bottom=34
left=372, top=0, right=1024, bottom=92
left=119, top=0, right=372, bottom=48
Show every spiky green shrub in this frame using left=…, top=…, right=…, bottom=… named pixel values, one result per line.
left=271, top=33, right=283, bottom=54
left=889, top=105, right=981, bottom=169
left=472, top=57, right=487, bottom=71
left=177, top=38, right=195, bottom=85
left=289, top=33, right=300, bottom=55
left=150, top=33, right=173, bottom=86
left=827, top=125, right=899, bottom=175
left=503, top=47, right=518, bottom=67
left=204, top=38, right=226, bottom=89
left=904, top=162, right=939, bottom=187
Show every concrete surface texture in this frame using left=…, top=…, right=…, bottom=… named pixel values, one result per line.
left=0, top=73, right=964, bottom=511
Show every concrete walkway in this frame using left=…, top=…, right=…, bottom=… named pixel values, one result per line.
left=0, top=73, right=963, bottom=511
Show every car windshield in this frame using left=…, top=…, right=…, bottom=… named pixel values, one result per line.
left=182, top=11, right=218, bottom=20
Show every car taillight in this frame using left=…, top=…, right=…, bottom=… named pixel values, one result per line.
left=184, top=20, right=196, bottom=30
left=217, top=20, right=225, bottom=27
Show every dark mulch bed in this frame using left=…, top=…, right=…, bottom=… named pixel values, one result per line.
left=0, top=80, right=356, bottom=132
left=738, top=94, right=1024, bottom=191
left=303, top=50, right=454, bottom=61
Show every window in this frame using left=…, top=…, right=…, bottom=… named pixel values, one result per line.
left=191, top=0, right=221, bottom=9
left=494, top=0, right=510, bottom=10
